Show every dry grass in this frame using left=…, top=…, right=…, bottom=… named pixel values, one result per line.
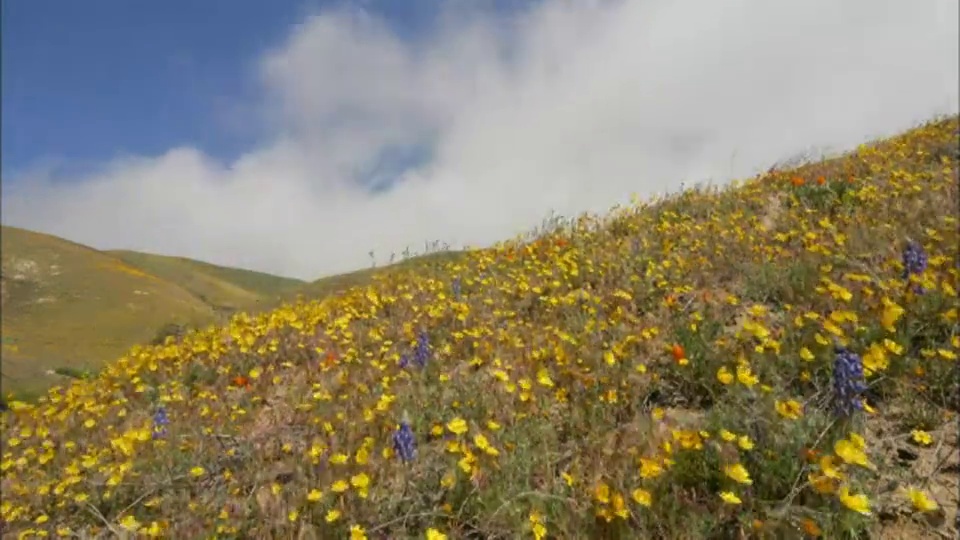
left=0, top=227, right=215, bottom=398
left=1, top=116, right=957, bottom=539
left=106, top=250, right=304, bottom=310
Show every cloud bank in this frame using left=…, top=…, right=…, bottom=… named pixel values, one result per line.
left=3, top=0, right=958, bottom=280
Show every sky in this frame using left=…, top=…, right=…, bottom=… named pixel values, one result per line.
left=2, top=0, right=958, bottom=280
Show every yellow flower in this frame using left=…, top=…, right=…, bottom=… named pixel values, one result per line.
left=426, top=528, right=448, bottom=540
left=717, top=366, right=734, bottom=385
left=351, top=472, right=371, bottom=487
left=307, top=489, right=322, bottom=502
left=838, top=486, right=871, bottom=515
left=911, top=430, right=933, bottom=446
left=881, top=299, right=905, bottom=332
left=331, top=480, right=349, bottom=492
left=118, top=515, right=141, bottom=531
left=325, top=509, right=341, bottom=522
left=446, top=417, right=468, bottom=435
left=611, top=493, right=629, bottom=518
left=736, top=364, right=758, bottom=387
left=775, top=399, right=803, bottom=420
left=719, top=491, right=741, bottom=505
left=473, top=434, right=499, bottom=456
left=350, top=524, right=367, bottom=540
left=904, top=487, right=938, bottom=512
left=639, top=458, right=664, bottom=479
left=594, top=482, right=611, bottom=504
left=440, top=471, right=456, bottom=488
left=834, top=439, right=873, bottom=469
left=723, top=463, right=753, bottom=485
left=536, top=368, right=554, bottom=387
left=190, top=466, right=206, bottom=477
left=631, top=488, right=652, bottom=507
left=862, top=343, right=889, bottom=376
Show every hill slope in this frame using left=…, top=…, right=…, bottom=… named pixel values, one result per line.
left=107, top=250, right=304, bottom=312
left=0, top=226, right=218, bottom=397
left=1, top=117, right=957, bottom=539
left=282, top=250, right=467, bottom=303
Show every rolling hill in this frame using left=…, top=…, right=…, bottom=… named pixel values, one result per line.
left=0, top=228, right=463, bottom=399
left=1, top=229, right=310, bottom=398
left=0, top=226, right=219, bottom=397
left=107, top=250, right=304, bottom=313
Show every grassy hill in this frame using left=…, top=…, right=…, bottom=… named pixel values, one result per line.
left=1, top=117, right=958, bottom=539
left=0, top=231, right=308, bottom=399
left=0, top=227, right=465, bottom=401
left=0, top=227, right=220, bottom=398
left=107, top=250, right=304, bottom=312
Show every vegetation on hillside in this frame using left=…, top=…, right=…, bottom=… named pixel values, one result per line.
left=1, top=117, right=957, bottom=539
left=0, top=227, right=215, bottom=399
left=107, top=250, right=304, bottom=311
left=1, top=227, right=460, bottom=402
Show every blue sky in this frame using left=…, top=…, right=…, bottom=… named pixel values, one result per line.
left=1, top=0, right=956, bottom=279
left=0, top=0, right=480, bottom=180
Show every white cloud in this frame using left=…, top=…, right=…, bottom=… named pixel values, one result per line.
left=3, top=0, right=958, bottom=280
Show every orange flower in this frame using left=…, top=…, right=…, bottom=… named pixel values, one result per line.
left=671, top=344, right=686, bottom=362
left=800, top=447, right=820, bottom=463
left=791, top=176, right=805, bottom=187
left=800, top=518, right=822, bottom=537
left=323, top=351, right=337, bottom=369
left=816, top=176, right=826, bottom=185
left=232, top=375, right=250, bottom=389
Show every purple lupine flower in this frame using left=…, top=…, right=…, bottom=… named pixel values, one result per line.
left=392, top=419, right=417, bottom=462
left=413, top=331, right=431, bottom=368
left=901, top=241, right=928, bottom=293
left=152, top=406, right=170, bottom=439
left=399, top=353, right=410, bottom=369
left=833, top=346, right=867, bottom=417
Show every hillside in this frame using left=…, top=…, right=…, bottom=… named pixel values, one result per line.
left=107, top=250, right=304, bottom=312
left=1, top=117, right=957, bottom=539
left=0, top=226, right=220, bottom=398
left=0, top=230, right=305, bottom=399
left=283, top=250, right=467, bottom=303
left=0, top=227, right=463, bottom=401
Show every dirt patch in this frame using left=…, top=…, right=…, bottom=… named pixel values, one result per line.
left=867, top=417, right=959, bottom=539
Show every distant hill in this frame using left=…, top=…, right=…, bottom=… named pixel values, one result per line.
left=0, top=227, right=302, bottom=398
left=0, top=225, right=466, bottom=399
left=107, top=250, right=304, bottom=312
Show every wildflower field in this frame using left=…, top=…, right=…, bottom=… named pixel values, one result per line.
left=1, top=117, right=958, bottom=539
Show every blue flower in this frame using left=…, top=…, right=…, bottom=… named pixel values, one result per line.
left=152, top=406, right=170, bottom=439
left=392, top=421, right=417, bottom=462
left=902, top=240, right=928, bottom=293
left=833, top=346, right=867, bottom=417
left=413, top=331, right=431, bottom=368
